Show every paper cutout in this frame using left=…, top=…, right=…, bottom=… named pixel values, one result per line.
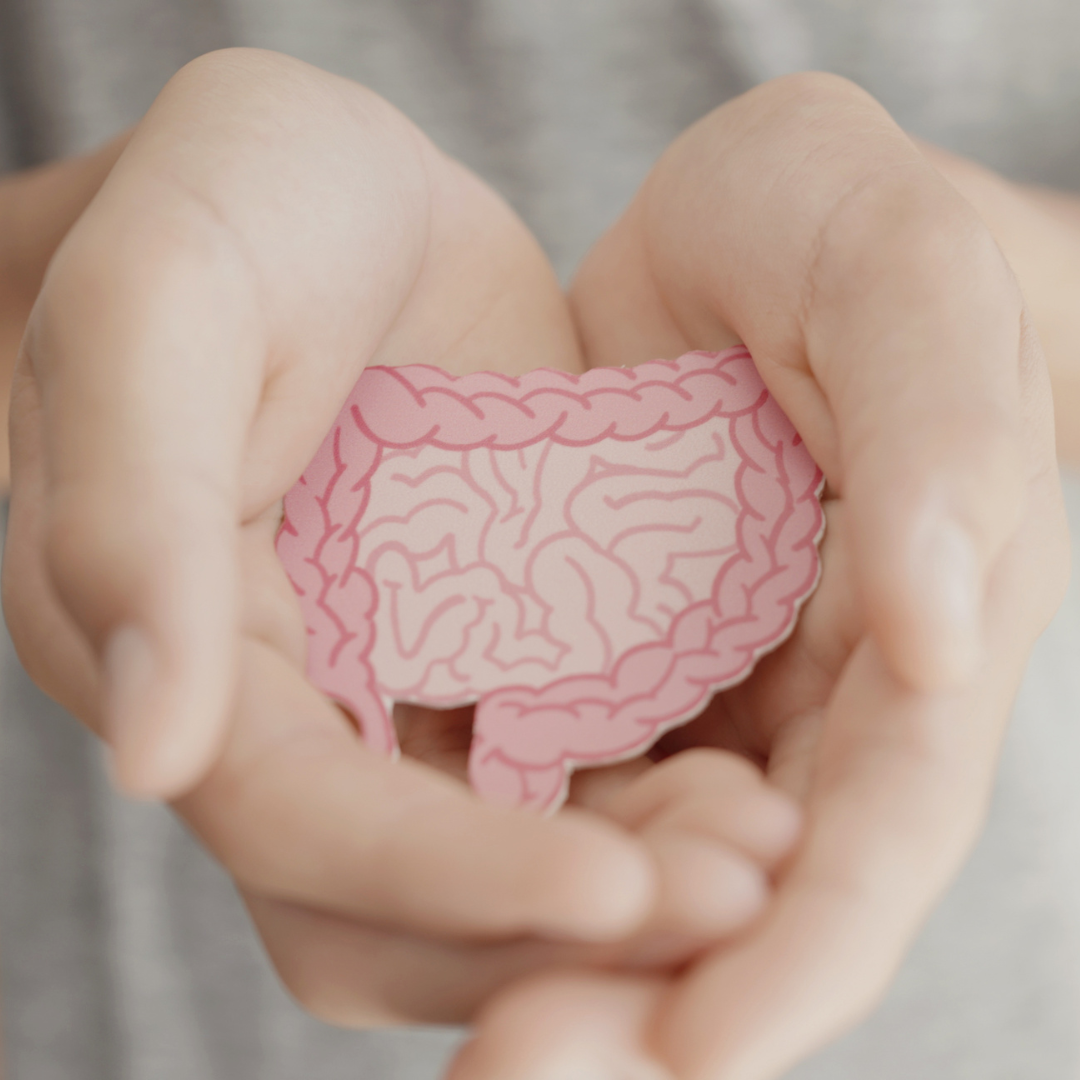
left=276, top=347, right=824, bottom=813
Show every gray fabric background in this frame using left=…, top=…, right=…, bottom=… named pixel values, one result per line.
left=1, top=2, right=1079, bottom=1077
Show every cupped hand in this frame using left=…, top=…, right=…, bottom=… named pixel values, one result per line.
left=1, top=47, right=801, bottom=1027
left=3, top=52, right=1067, bottom=1078
left=449, top=73, right=1069, bottom=1079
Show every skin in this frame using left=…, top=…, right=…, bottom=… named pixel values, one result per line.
left=0, top=48, right=1076, bottom=1079
left=0, top=132, right=133, bottom=480
left=1, top=47, right=803, bottom=1020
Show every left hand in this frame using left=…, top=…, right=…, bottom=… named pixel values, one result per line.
left=447, top=72, right=1069, bottom=1080
left=0, top=51, right=800, bottom=1030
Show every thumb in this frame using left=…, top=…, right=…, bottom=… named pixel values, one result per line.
left=802, top=176, right=1033, bottom=688
left=28, top=216, right=264, bottom=798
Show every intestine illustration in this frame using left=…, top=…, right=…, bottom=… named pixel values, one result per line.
left=276, top=347, right=824, bottom=813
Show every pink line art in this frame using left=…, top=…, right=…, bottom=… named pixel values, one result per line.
left=277, top=348, right=825, bottom=812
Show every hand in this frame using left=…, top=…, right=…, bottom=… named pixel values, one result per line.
left=908, top=140, right=1080, bottom=465
left=2, top=48, right=802, bottom=1028
left=448, top=73, right=1069, bottom=1079
left=3, top=54, right=1068, bottom=1074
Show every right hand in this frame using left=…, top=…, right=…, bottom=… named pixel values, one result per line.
left=452, top=73, right=1070, bottom=1079
left=2, top=48, right=800, bottom=1025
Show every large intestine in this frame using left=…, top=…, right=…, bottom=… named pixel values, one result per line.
left=276, top=348, right=824, bottom=812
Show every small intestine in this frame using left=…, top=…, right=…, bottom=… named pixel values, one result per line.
left=359, top=425, right=741, bottom=703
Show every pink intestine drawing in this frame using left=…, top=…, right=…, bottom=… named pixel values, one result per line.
left=276, top=347, right=825, bottom=813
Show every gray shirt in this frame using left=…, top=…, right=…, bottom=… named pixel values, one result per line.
left=2, top=3, right=1079, bottom=1077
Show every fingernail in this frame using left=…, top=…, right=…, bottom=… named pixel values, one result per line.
left=918, top=518, right=982, bottom=682
left=102, top=624, right=173, bottom=798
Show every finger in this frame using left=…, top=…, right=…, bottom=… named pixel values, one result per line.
left=598, top=749, right=803, bottom=869
left=244, top=894, right=637, bottom=1026
left=25, top=51, right=431, bottom=797
left=630, top=830, right=769, bottom=950
left=571, top=750, right=804, bottom=944
left=655, top=654, right=1004, bottom=1080
left=797, top=162, right=1025, bottom=693
left=652, top=472, right=1067, bottom=1080
left=447, top=970, right=671, bottom=1080
left=573, top=72, right=1032, bottom=691
left=31, top=236, right=260, bottom=798
left=623, top=753, right=803, bottom=943
left=3, top=357, right=100, bottom=718
left=177, top=633, right=657, bottom=944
